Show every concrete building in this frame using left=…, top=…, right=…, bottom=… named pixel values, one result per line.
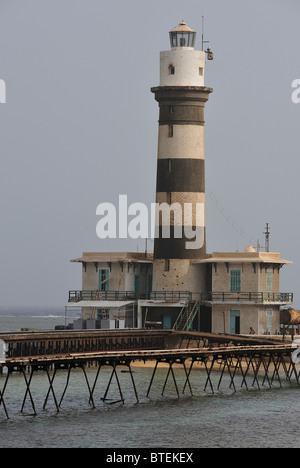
left=195, top=247, right=293, bottom=335
left=68, top=252, right=153, bottom=329
left=68, top=22, right=293, bottom=334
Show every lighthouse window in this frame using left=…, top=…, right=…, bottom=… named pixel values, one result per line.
left=199, top=67, right=203, bottom=76
left=168, top=125, right=174, bottom=137
left=169, top=64, right=175, bottom=75
left=164, top=259, right=170, bottom=272
left=168, top=159, right=173, bottom=171
left=169, top=105, right=174, bottom=114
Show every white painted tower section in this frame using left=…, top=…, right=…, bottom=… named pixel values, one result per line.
left=160, top=49, right=206, bottom=87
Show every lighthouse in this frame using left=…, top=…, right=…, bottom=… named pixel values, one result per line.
left=151, top=21, right=213, bottom=293
left=70, top=20, right=293, bottom=334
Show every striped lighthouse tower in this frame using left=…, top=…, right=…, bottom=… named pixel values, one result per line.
left=151, top=21, right=213, bottom=293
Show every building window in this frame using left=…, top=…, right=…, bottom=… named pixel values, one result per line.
left=266, top=309, right=273, bottom=334
left=169, top=105, right=174, bottom=114
left=99, top=268, right=109, bottom=291
left=135, top=275, right=140, bottom=296
left=167, top=192, right=172, bottom=204
left=168, top=125, right=173, bottom=137
left=230, top=270, right=241, bottom=293
left=266, top=269, right=273, bottom=292
left=168, top=159, right=173, bottom=171
left=164, top=259, right=170, bottom=272
left=148, top=274, right=153, bottom=292
left=169, top=64, right=175, bottom=75
left=96, top=308, right=110, bottom=320
left=199, top=67, right=203, bottom=76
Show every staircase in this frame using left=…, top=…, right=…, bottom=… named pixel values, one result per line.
left=173, top=300, right=200, bottom=331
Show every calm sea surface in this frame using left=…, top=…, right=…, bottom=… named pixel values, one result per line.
left=0, top=308, right=300, bottom=449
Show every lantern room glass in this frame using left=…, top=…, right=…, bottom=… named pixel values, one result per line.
left=169, top=31, right=196, bottom=48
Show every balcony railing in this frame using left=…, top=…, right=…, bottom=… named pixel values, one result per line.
left=146, top=291, right=192, bottom=302
left=68, top=290, right=191, bottom=302
left=69, top=290, right=293, bottom=304
left=68, top=290, right=142, bottom=302
left=199, top=292, right=293, bottom=303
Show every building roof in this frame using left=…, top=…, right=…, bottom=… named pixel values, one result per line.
left=66, top=301, right=135, bottom=308
left=70, top=247, right=291, bottom=266
left=71, top=252, right=153, bottom=264
left=170, top=21, right=196, bottom=33
left=193, top=247, right=292, bottom=265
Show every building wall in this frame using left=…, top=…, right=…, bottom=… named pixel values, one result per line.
left=160, top=49, right=205, bottom=87
left=212, top=262, right=259, bottom=292
left=152, top=260, right=207, bottom=293
left=258, top=306, right=280, bottom=335
left=82, top=262, right=152, bottom=294
left=259, top=267, right=280, bottom=293
left=212, top=262, right=282, bottom=294
left=212, top=304, right=281, bottom=335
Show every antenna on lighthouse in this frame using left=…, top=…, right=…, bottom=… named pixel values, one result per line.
left=201, top=16, right=208, bottom=51
left=201, top=16, right=214, bottom=60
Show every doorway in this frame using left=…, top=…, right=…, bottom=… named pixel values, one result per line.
left=163, top=315, right=172, bottom=329
left=230, top=310, right=240, bottom=334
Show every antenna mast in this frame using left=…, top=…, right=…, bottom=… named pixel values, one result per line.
left=201, top=16, right=214, bottom=59
left=264, top=223, right=270, bottom=252
left=202, top=16, right=209, bottom=51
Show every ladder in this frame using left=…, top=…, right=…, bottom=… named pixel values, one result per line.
left=173, top=300, right=200, bottom=331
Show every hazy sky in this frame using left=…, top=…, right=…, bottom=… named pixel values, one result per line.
left=0, top=0, right=299, bottom=309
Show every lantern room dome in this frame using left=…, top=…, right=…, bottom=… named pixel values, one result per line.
left=169, top=21, right=196, bottom=49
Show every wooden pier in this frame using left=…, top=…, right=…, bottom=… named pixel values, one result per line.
left=0, top=329, right=298, bottom=419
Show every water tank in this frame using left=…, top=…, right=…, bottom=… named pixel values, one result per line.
left=280, top=309, right=300, bottom=325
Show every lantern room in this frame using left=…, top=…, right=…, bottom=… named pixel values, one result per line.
left=169, top=21, right=196, bottom=48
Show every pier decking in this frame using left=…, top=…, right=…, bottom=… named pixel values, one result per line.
left=0, top=329, right=298, bottom=419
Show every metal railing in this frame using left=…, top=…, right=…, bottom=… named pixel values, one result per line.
left=69, top=290, right=192, bottom=303
left=147, top=291, right=192, bottom=302
left=199, top=292, right=293, bottom=303
left=68, top=290, right=141, bottom=302
left=69, top=290, right=293, bottom=304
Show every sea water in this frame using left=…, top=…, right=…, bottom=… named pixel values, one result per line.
left=0, top=309, right=300, bottom=449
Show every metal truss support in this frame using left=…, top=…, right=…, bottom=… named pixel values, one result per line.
left=43, top=365, right=59, bottom=412
left=102, top=363, right=124, bottom=404
left=0, top=368, right=10, bottom=419
left=20, top=366, right=37, bottom=416
left=161, top=360, right=180, bottom=398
